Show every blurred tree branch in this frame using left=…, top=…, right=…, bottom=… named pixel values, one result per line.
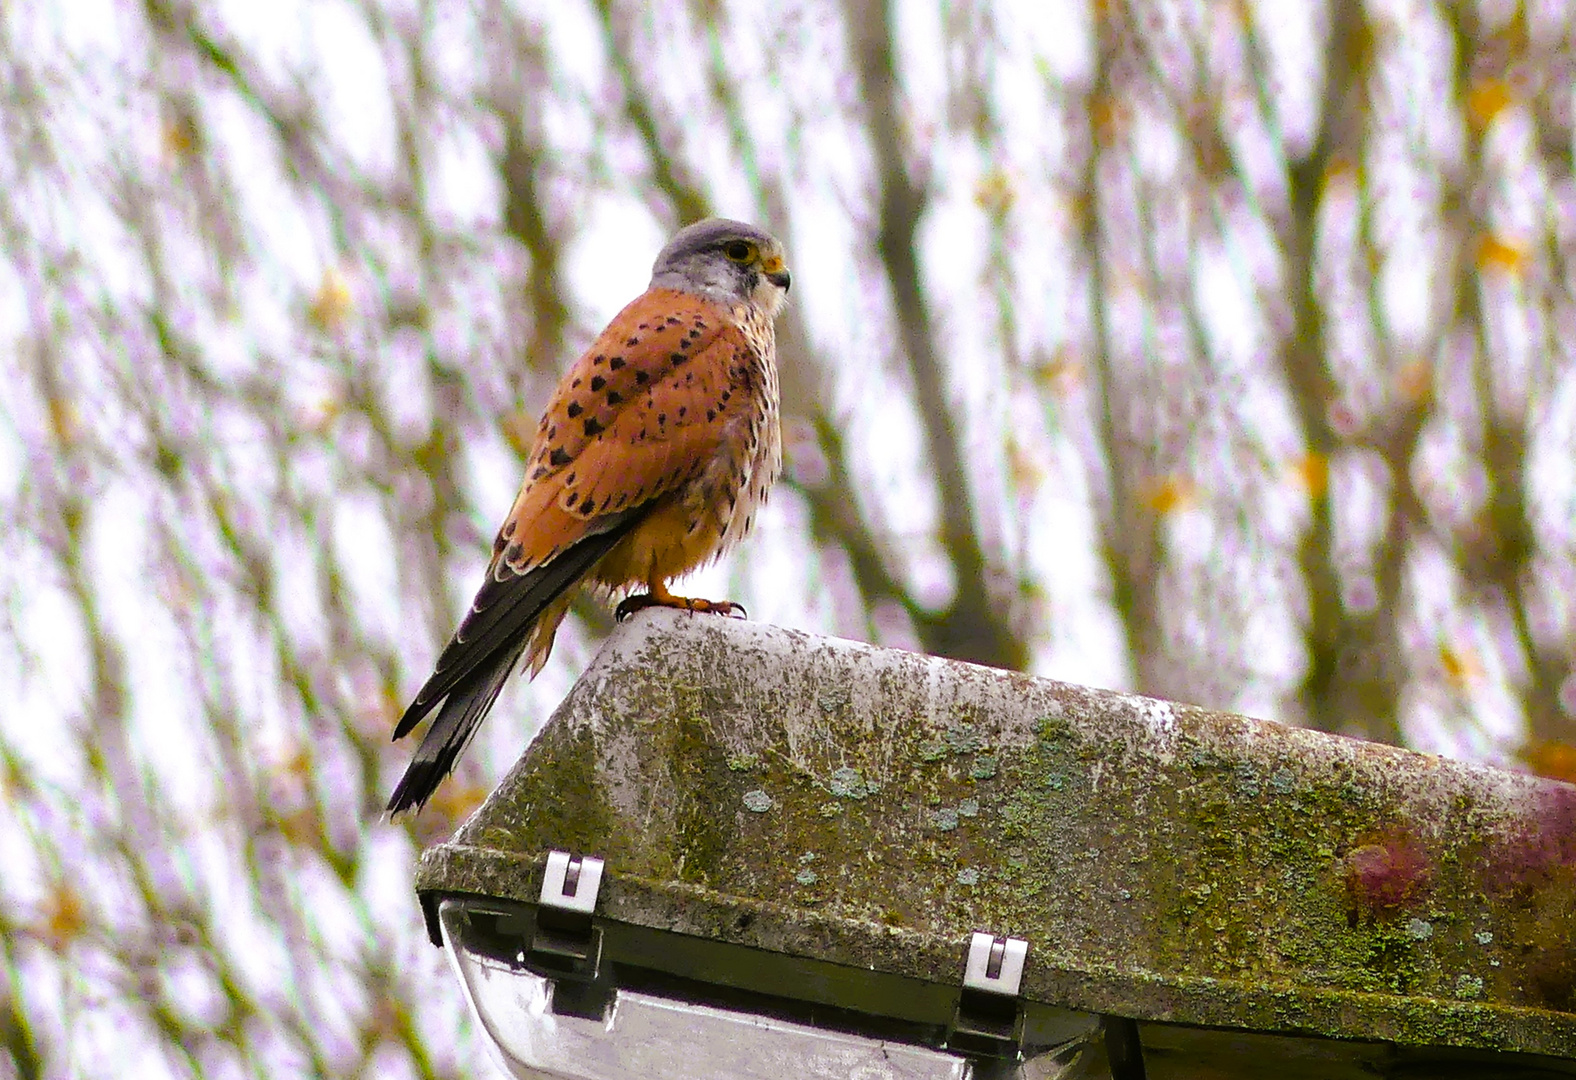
left=841, top=0, right=1027, bottom=670
left=1442, top=3, right=1571, bottom=752
left=1262, top=1, right=1411, bottom=740
left=1082, top=12, right=1171, bottom=702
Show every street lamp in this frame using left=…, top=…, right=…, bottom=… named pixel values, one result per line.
left=414, top=610, right=1576, bottom=1079
left=436, top=861, right=1086, bottom=1079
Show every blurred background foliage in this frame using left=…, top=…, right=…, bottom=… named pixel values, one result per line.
left=3, top=0, right=1576, bottom=1075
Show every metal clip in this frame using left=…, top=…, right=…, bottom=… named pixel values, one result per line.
left=963, top=931, right=1028, bottom=997
left=949, top=931, right=1030, bottom=1058
left=540, top=850, right=604, bottom=915
left=528, top=850, right=607, bottom=1015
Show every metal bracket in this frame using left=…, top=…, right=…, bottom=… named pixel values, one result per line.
left=948, top=931, right=1030, bottom=1058
left=527, top=850, right=607, bottom=1014
left=964, top=931, right=1028, bottom=997
left=540, top=850, right=605, bottom=914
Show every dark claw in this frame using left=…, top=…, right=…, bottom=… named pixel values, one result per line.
left=615, top=594, right=654, bottom=622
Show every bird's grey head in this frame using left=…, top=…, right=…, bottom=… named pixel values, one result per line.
left=649, top=218, right=790, bottom=319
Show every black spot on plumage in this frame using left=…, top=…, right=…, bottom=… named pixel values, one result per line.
left=566, top=401, right=583, bottom=419
left=583, top=417, right=604, bottom=437
left=706, top=409, right=716, bottom=422
left=607, top=391, right=623, bottom=405
left=549, top=447, right=572, bottom=467
left=590, top=375, right=606, bottom=392
left=638, top=323, right=649, bottom=330
left=625, top=336, right=639, bottom=347
left=503, top=519, right=517, bottom=538
left=565, top=471, right=577, bottom=486
left=677, top=406, right=687, bottom=419
left=687, top=328, right=702, bottom=341
left=670, top=352, right=687, bottom=364
left=614, top=492, right=628, bottom=508
left=493, top=533, right=507, bottom=554
left=505, top=541, right=523, bottom=563
left=658, top=413, right=667, bottom=426
left=665, top=315, right=682, bottom=326
left=530, top=466, right=547, bottom=481
left=579, top=494, right=595, bottom=514
left=609, top=356, right=626, bottom=370
left=635, top=370, right=649, bottom=385
left=572, top=377, right=582, bottom=388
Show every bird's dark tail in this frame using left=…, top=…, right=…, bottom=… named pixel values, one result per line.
left=385, top=641, right=525, bottom=815
left=385, top=509, right=644, bottom=815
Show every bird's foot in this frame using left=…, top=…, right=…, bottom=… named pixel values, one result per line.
left=616, top=593, right=748, bottom=622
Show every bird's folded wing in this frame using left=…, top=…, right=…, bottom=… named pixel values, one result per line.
left=498, top=289, right=756, bottom=574
left=394, top=290, right=756, bottom=739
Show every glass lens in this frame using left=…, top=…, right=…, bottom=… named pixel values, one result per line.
left=441, top=903, right=973, bottom=1080
left=439, top=901, right=1102, bottom=1080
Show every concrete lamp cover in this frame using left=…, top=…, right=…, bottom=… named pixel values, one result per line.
left=415, top=610, right=1576, bottom=1078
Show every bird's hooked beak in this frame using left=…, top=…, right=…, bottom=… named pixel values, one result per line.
left=761, top=253, right=791, bottom=291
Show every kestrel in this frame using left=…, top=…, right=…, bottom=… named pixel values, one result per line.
left=386, top=218, right=790, bottom=814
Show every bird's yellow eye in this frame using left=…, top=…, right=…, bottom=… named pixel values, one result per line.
left=723, top=240, right=754, bottom=262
